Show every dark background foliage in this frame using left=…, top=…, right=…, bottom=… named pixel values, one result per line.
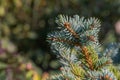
left=0, top=0, right=119, bottom=79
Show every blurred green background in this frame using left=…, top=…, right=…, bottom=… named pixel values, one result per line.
left=0, top=0, right=119, bottom=80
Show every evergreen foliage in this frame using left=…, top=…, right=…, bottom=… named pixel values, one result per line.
left=47, top=15, right=120, bottom=80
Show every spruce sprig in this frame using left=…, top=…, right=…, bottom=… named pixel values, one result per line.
left=47, top=15, right=118, bottom=80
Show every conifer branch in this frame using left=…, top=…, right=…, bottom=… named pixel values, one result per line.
left=63, top=19, right=95, bottom=70
left=63, top=22, right=79, bottom=39
left=47, top=15, right=118, bottom=80
left=81, top=46, right=94, bottom=70
left=47, top=38, right=79, bottom=46
left=95, top=60, right=111, bottom=70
